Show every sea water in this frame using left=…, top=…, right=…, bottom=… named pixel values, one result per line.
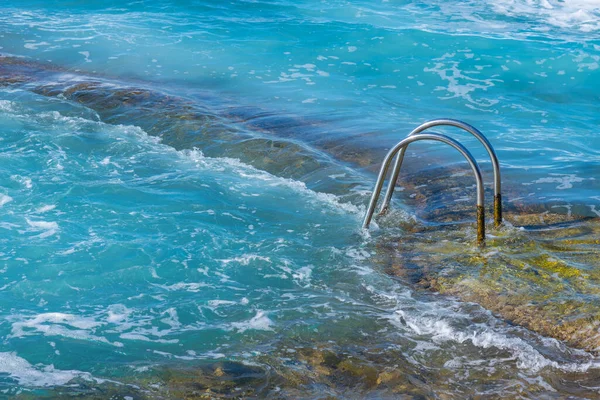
left=0, top=0, right=599, bottom=397
left=2, top=0, right=599, bottom=211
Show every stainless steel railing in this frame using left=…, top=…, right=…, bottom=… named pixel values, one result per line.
left=378, top=119, right=502, bottom=227
left=362, top=122, right=502, bottom=247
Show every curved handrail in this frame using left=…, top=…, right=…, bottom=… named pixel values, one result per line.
left=363, top=133, right=486, bottom=246
left=378, top=119, right=502, bottom=227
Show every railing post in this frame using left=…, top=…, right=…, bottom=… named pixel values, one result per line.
left=363, top=133, right=486, bottom=246
left=379, top=119, right=502, bottom=228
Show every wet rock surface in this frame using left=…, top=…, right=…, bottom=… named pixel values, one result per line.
left=372, top=166, right=600, bottom=353
left=14, top=344, right=572, bottom=399
left=2, top=55, right=596, bottom=215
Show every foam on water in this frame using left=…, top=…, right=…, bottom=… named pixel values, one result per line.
left=0, top=195, right=13, bottom=207
left=0, top=0, right=598, bottom=215
left=390, top=307, right=600, bottom=373
left=8, top=313, right=124, bottom=349
left=0, top=352, right=95, bottom=387
left=182, top=148, right=364, bottom=216
left=231, top=311, right=274, bottom=333
left=491, top=0, right=600, bottom=33
left=0, top=91, right=374, bottom=390
left=343, top=264, right=600, bottom=376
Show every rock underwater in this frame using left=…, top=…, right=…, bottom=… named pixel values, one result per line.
left=372, top=166, right=600, bottom=353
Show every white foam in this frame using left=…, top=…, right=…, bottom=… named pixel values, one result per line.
left=22, top=111, right=363, bottom=219
left=78, top=51, right=91, bottom=62
left=0, top=352, right=94, bottom=387
left=390, top=309, right=600, bottom=373
left=231, top=310, right=273, bottom=332
left=292, top=265, right=312, bottom=283
left=0, top=100, right=15, bottom=113
left=0, top=194, right=12, bottom=207
left=9, top=313, right=123, bottom=347
left=23, top=41, right=50, bottom=50
left=25, top=218, right=59, bottom=238
left=106, top=304, right=132, bottom=323
left=160, top=308, right=181, bottom=329
left=207, top=300, right=237, bottom=307
left=231, top=162, right=362, bottom=214
left=219, top=254, right=271, bottom=266
left=35, top=205, right=56, bottom=213
left=33, top=111, right=363, bottom=219
left=424, top=54, right=500, bottom=109
left=152, top=282, right=212, bottom=292
left=26, top=219, right=58, bottom=230
left=534, top=173, right=584, bottom=190
left=12, top=313, right=102, bottom=331
left=294, top=63, right=316, bottom=70
left=492, top=0, right=600, bottom=33
left=119, top=333, right=178, bottom=344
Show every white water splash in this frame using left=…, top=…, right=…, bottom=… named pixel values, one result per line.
left=0, top=352, right=95, bottom=387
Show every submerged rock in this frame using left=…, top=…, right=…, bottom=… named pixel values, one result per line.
left=2, top=55, right=596, bottom=216
left=357, top=162, right=600, bottom=352
left=1, top=55, right=374, bottom=205
left=14, top=338, right=580, bottom=399
left=373, top=168, right=600, bottom=352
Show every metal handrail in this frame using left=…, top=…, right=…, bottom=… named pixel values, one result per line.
left=378, top=119, right=502, bottom=227
left=362, top=133, right=486, bottom=246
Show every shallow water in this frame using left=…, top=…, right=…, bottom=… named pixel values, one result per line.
left=1, top=0, right=599, bottom=212
left=0, top=0, right=600, bottom=398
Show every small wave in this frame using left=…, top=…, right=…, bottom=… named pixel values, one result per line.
left=9, top=312, right=122, bottom=347
left=25, top=218, right=59, bottom=239
left=0, top=100, right=15, bottom=113
left=390, top=308, right=600, bottom=374
left=219, top=254, right=272, bottom=266
left=151, top=282, right=213, bottom=292
left=231, top=310, right=274, bottom=332
left=10, top=106, right=365, bottom=219
left=182, top=148, right=364, bottom=215
left=0, top=194, right=13, bottom=207
left=492, top=0, right=600, bottom=33
left=0, top=352, right=96, bottom=387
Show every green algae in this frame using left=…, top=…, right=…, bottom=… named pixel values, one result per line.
left=376, top=206, right=600, bottom=352
left=521, top=254, right=582, bottom=279
left=17, top=344, right=558, bottom=399
left=367, top=161, right=600, bottom=352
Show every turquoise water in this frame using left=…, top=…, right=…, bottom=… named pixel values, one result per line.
left=0, top=0, right=600, bottom=397
left=0, top=89, right=365, bottom=387
left=1, top=0, right=599, bottom=211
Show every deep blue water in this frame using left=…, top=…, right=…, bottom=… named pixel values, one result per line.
left=0, top=0, right=599, bottom=397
